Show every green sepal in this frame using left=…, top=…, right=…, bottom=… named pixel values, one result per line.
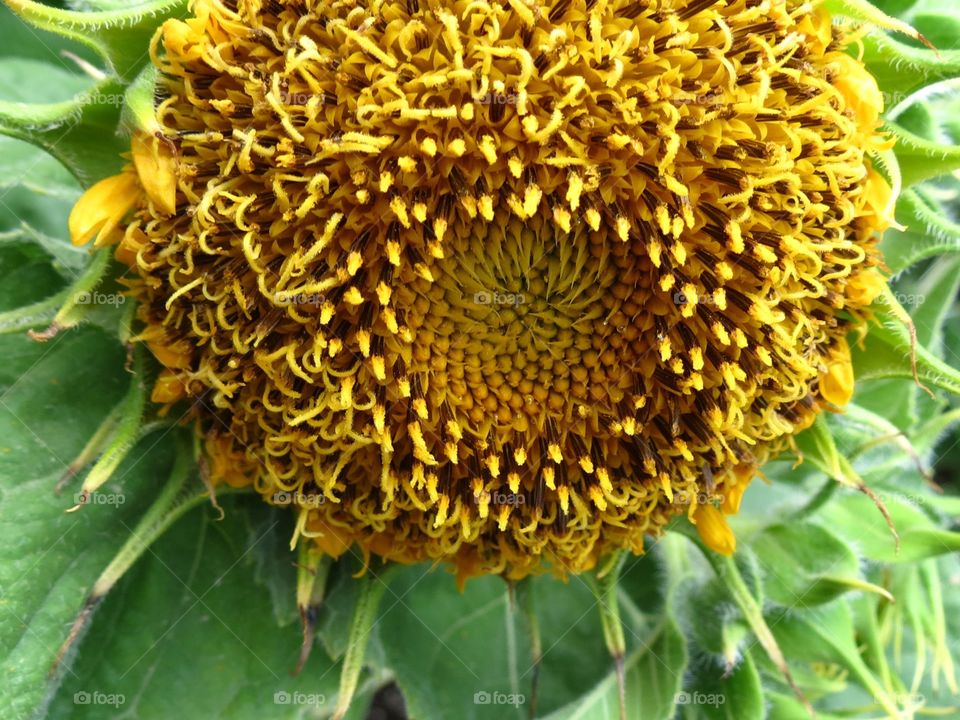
left=0, top=76, right=128, bottom=185
left=823, top=0, right=933, bottom=47
left=854, top=287, right=960, bottom=397
left=765, top=601, right=903, bottom=718
left=880, top=189, right=960, bottom=273
left=751, top=522, right=894, bottom=607
left=794, top=415, right=863, bottom=490
left=0, top=246, right=113, bottom=336
left=587, top=551, right=629, bottom=720
left=860, top=32, right=960, bottom=106
left=121, top=63, right=162, bottom=134
left=821, top=492, right=960, bottom=563
left=887, top=121, right=960, bottom=187
left=3, top=0, right=187, bottom=81
left=68, top=347, right=148, bottom=506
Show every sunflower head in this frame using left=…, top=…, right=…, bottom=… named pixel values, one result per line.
left=74, top=0, right=891, bottom=582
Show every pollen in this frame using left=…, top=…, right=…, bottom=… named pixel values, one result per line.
left=90, top=0, right=889, bottom=579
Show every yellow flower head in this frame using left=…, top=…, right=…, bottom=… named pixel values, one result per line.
left=79, top=0, right=890, bottom=577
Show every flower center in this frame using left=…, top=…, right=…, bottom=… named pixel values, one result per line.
left=404, top=217, right=646, bottom=436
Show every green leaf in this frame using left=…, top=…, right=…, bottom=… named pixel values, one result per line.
left=0, top=3, right=98, bottom=64
left=0, top=242, right=68, bottom=315
left=0, top=224, right=87, bottom=277
left=913, top=406, right=960, bottom=459
left=0, top=57, right=93, bottom=105
left=0, top=135, right=79, bottom=239
left=766, top=692, right=852, bottom=720
left=540, top=617, right=687, bottom=720
left=893, top=100, right=937, bottom=141
left=0, top=327, right=163, bottom=719
left=909, top=10, right=960, bottom=50
left=867, top=0, right=916, bottom=18
left=379, top=567, right=617, bottom=719
left=47, top=496, right=346, bottom=720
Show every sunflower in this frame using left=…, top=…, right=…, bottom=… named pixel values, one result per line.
left=68, top=0, right=893, bottom=583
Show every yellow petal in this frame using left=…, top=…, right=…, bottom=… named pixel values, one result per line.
left=820, top=338, right=854, bottom=407
left=693, top=504, right=736, bottom=556
left=132, top=133, right=178, bottom=215
left=831, top=52, right=883, bottom=131
left=860, top=168, right=899, bottom=231
left=846, top=268, right=887, bottom=307
left=309, top=526, right=353, bottom=559
left=722, top=465, right=754, bottom=515
left=150, top=370, right=187, bottom=404
left=68, top=172, right=139, bottom=246
left=204, top=434, right=253, bottom=489
left=161, top=16, right=209, bottom=61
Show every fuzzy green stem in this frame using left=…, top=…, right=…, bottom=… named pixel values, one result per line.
left=333, top=569, right=391, bottom=720
left=590, top=551, right=628, bottom=720
left=51, top=433, right=230, bottom=675
left=69, top=346, right=147, bottom=509
left=516, top=578, right=541, bottom=720
left=294, top=545, right=332, bottom=676
left=704, top=549, right=813, bottom=719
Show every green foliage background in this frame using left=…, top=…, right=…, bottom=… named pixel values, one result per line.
left=1, top=1, right=959, bottom=718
